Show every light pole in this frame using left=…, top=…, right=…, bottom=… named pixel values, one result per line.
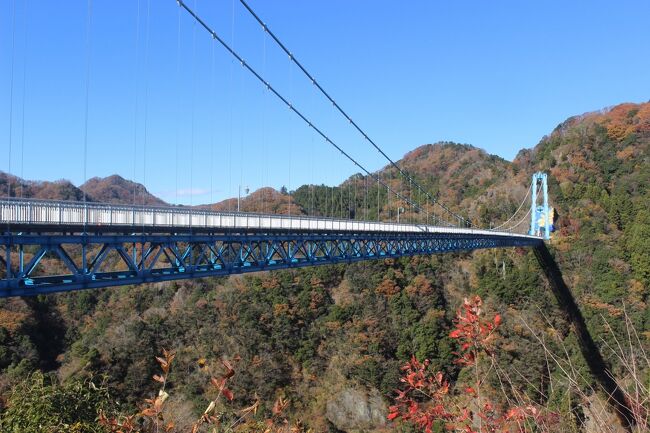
left=237, top=185, right=249, bottom=213
left=397, top=206, right=404, bottom=223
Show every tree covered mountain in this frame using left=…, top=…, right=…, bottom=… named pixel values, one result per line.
left=0, top=101, right=648, bottom=432
left=0, top=173, right=165, bottom=206
left=80, top=175, right=167, bottom=207
left=0, top=172, right=85, bottom=201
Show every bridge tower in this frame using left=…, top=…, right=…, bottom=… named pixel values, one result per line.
left=529, top=172, right=552, bottom=240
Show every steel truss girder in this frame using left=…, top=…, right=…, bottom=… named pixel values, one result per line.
left=0, top=232, right=541, bottom=297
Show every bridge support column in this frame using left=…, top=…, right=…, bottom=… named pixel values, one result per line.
left=530, top=172, right=552, bottom=240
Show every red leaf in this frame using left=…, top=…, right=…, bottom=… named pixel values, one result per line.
left=221, top=359, right=235, bottom=379
left=221, top=387, right=234, bottom=401
left=210, top=377, right=224, bottom=389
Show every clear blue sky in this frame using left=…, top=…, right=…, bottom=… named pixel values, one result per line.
left=1, top=0, right=649, bottom=205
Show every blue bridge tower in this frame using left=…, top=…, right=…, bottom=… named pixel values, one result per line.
left=529, top=172, right=553, bottom=240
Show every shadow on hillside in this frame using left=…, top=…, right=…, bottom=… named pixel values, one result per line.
left=534, top=244, right=634, bottom=431
left=23, top=297, right=67, bottom=372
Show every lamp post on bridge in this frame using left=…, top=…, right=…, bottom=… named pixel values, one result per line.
left=397, top=207, right=405, bottom=223
left=237, top=185, right=249, bottom=213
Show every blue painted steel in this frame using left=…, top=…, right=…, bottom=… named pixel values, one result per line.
left=529, top=172, right=552, bottom=240
left=0, top=231, right=541, bottom=297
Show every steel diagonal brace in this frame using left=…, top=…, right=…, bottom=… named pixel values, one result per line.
left=368, top=240, right=378, bottom=256
left=167, top=244, right=187, bottom=269
left=307, top=241, right=320, bottom=261
left=299, top=241, right=314, bottom=261
left=115, top=245, right=138, bottom=272
left=145, top=245, right=165, bottom=271
left=344, top=240, right=354, bottom=258
left=250, top=241, right=264, bottom=265
left=139, top=243, right=157, bottom=269
left=264, top=242, right=278, bottom=261
left=214, top=242, right=227, bottom=260
left=87, top=244, right=110, bottom=273
left=19, top=247, right=48, bottom=278
left=274, top=241, right=289, bottom=261
left=180, top=244, right=193, bottom=266
left=295, top=241, right=310, bottom=259
left=255, top=242, right=266, bottom=263
left=350, top=240, right=360, bottom=258
left=193, top=243, right=210, bottom=266
left=224, top=243, right=241, bottom=268
left=204, top=243, right=218, bottom=265
left=335, top=240, right=347, bottom=258
left=161, top=248, right=177, bottom=268
left=320, top=241, right=333, bottom=259
left=290, top=241, right=302, bottom=259
left=240, top=242, right=255, bottom=263
left=307, top=241, right=323, bottom=260
left=358, top=240, right=369, bottom=257
left=208, top=244, right=225, bottom=268
left=53, top=245, right=82, bottom=276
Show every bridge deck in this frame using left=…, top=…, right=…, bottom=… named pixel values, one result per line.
left=0, top=199, right=542, bottom=297
left=0, top=198, right=538, bottom=239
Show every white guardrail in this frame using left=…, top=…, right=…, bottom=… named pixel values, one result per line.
left=0, top=198, right=539, bottom=239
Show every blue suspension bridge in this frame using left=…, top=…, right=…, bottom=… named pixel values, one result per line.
left=0, top=0, right=552, bottom=297
left=3, top=3, right=639, bottom=426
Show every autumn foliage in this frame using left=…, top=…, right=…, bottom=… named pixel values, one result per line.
left=388, top=296, right=557, bottom=433
left=98, top=349, right=307, bottom=433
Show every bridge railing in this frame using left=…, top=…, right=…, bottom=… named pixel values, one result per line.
left=0, top=198, right=540, bottom=238
left=0, top=198, right=422, bottom=233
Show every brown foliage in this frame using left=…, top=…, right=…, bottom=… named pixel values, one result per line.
left=376, top=277, right=400, bottom=297
left=99, top=349, right=310, bottom=433
left=388, top=296, right=558, bottom=433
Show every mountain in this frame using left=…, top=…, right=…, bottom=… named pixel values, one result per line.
left=206, top=187, right=305, bottom=215
left=0, top=173, right=166, bottom=207
left=519, top=101, right=650, bottom=318
left=0, top=101, right=648, bottom=432
left=396, top=142, right=517, bottom=203
left=386, top=142, right=529, bottom=229
left=0, top=172, right=85, bottom=201
left=80, top=175, right=167, bottom=206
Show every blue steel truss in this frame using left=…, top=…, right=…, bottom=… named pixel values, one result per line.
left=0, top=231, right=541, bottom=297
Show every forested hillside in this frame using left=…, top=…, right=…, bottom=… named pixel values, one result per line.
left=0, top=102, right=648, bottom=432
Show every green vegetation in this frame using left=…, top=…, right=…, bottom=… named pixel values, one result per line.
left=0, top=102, right=649, bottom=431
left=0, top=372, right=114, bottom=433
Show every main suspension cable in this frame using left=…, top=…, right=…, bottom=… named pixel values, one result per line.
left=491, top=183, right=532, bottom=230
left=237, top=0, right=470, bottom=227
left=503, top=204, right=533, bottom=233
left=502, top=184, right=542, bottom=232
left=176, top=0, right=453, bottom=227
